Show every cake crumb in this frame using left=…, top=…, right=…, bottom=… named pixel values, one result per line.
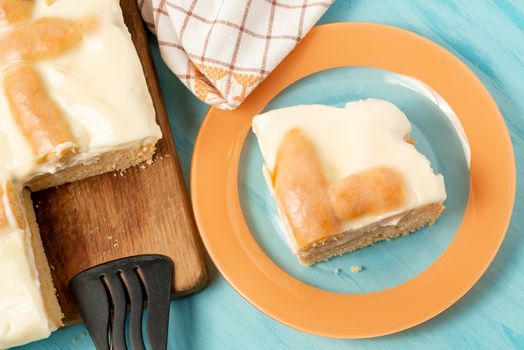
left=35, top=204, right=39, bottom=209
left=50, top=265, right=55, bottom=271
left=333, top=268, right=341, bottom=275
left=139, top=164, right=146, bottom=170
left=106, top=235, right=112, bottom=240
left=350, top=265, right=363, bottom=273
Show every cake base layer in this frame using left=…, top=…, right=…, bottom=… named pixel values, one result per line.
left=27, top=144, right=156, bottom=191
left=297, top=203, right=444, bottom=266
left=23, top=189, right=64, bottom=330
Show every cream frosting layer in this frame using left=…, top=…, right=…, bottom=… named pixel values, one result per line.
left=0, top=227, right=50, bottom=349
left=0, top=0, right=161, bottom=182
left=252, top=99, right=446, bottom=252
left=0, top=0, right=161, bottom=348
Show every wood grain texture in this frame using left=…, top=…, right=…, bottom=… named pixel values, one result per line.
left=31, top=0, right=207, bottom=324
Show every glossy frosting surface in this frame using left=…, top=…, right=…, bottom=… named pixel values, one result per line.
left=0, top=0, right=161, bottom=347
left=252, top=99, right=446, bottom=251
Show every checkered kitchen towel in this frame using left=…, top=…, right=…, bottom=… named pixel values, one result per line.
left=138, top=0, right=333, bottom=109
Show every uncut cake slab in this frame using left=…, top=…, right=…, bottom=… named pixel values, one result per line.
left=0, top=0, right=206, bottom=348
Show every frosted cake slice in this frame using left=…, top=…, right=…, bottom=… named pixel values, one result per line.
left=252, top=99, right=446, bottom=265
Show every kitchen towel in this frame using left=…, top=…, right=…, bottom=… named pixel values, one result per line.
left=138, top=0, right=333, bottom=109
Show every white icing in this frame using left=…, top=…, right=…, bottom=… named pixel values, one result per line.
left=2, top=183, right=18, bottom=229
left=252, top=99, right=447, bottom=252
left=0, top=228, right=50, bottom=349
left=0, top=0, right=161, bottom=347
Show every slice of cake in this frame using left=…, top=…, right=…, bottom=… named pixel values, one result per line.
left=0, top=1, right=161, bottom=348
left=252, top=99, right=446, bottom=266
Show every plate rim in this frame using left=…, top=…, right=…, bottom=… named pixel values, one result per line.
left=191, top=23, right=516, bottom=338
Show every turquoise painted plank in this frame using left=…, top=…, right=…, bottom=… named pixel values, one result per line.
left=18, top=1, right=524, bottom=349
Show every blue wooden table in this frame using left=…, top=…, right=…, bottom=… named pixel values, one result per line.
left=20, top=1, right=524, bottom=349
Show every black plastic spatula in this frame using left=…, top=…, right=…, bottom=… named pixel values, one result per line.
left=69, top=255, right=173, bottom=350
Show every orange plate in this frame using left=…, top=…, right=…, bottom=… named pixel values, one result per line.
left=190, top=23, right=516, bottom=338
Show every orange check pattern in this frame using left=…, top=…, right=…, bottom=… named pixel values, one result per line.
left=138, top=0, right=332, bottom=109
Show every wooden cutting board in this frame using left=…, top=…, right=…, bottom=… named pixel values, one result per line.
left=31, top=0, right=207, bottom=324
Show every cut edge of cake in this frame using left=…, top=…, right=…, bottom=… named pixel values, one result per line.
left=22, top=189, right=64, bottom=330
left=296, top=203, right=444, bottom=266
left=27, top=143, right=157, bottom=191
